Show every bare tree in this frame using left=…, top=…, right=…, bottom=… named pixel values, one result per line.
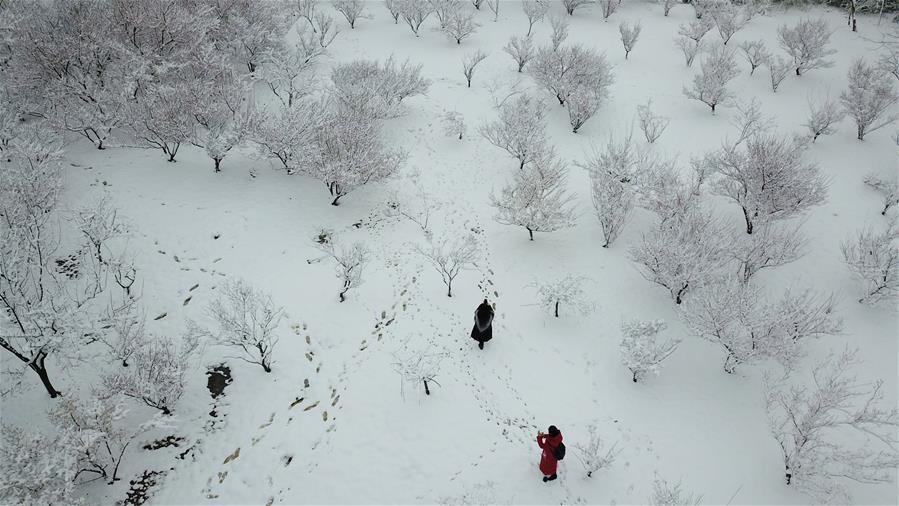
left=200, top=279, right=285, bottom=372
left=678, top=17, right=715, bottom=45
left=879, top=48, right=899, bottom=82
left=804, top=91, right=845, bottom=142
left=415, top=234, right=478, bottom=297
left=600, top=0, right=620, bottom=21
left=443, top=7, right=479, bottom=44
left=729, top=220, right=807, bottom=283
left=479, top=94, right=548, bottom=169
left=729, top=97, right=775, bottom=146
left=766, top=54, right=792, bottom=92
left=572, top=424, right=620, bottom=478
left=683, top=44, right=739, bottom=113
left=562, top=0, right=594, bottom=15
left=549, top=13, right=569, bottom=51
left=650, top=478, right=703, bottom=506
left=675, top=37, right=706, bottom=68
left=296, top=0, right=318, bottom=28
left=764, top=348, right=898, bottom=503
left=491, top=149, right=578, bottom=241
left=529, top=274, right=593, bottom=317
left=392, top=347, right=445, bottom=397
left=462, top=50, right=489, bottom=88
left=841, top=58, right=899, bottom=141
left=485, top=0, right=500, bottom=21
left=700, top=134, right=828, bottom=234
left=619, top=21, right=642, bottom=59
left=842, top=224, right=899, bottom=304
left=711, top=2, right=746, bottom=45
left=398, top=0, right=433, bottom=36
left=637, top=100, right=670, bottom=143
left=386, top=169, right=440, bottom=235
left=504, top=35, right=535, bottom=72
left=777, top=18, right=837, bottom=76
left=620, top=319, right=681, bottom=382
left=318, top=235, right=370, bottom=302
left=333, top=0, right=367, bottom=28
left=430, top=0, right=461, bottom=28
left=739, top=39, right=770, bottom=76
left=864, top=173, right=899, bottom=215
left=384, top=0, right=402, bottom=22
left=522, top=0, right=550, bottom=36
left=590, top=170, right=635, bottom=247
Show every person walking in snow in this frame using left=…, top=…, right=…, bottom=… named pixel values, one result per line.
left=470, top=299, right=494, bottom=350
left=537, top=425, right=564, bottom=482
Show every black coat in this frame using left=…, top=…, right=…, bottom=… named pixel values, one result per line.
left=470, top=304, right=494, bottom=342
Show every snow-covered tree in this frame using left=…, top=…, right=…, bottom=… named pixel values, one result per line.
left=729, top=221, right=807, bottom=283
left=590, top=170, right=635, bottom=248
left=777, top=18, right=837, bottom=76
left=579, top=132, right=652, bottom=186
left=398, top=0, right=434, bottom=36
left=296, top=0, right=318, bottom=27
left=101, top=334, right=195, bottom=415
left=442, top=110, right=467, bottom=140
left=333, top=0, right=367, bottom=29
left=619, top=21, right=642, bottom=59
left=840, top=58, right=899, bottom=141
left=739, top=40, right=770, bottom=76
left=841, top=225, right=899, bottom=304
left=522, top=0, right=550, bottom=36
left=485, top=0, right=500, bottom=21
left=472, top=0, right=484, bottom=9
left=74, top=195, right=127, bottom=266
left=386, top=168, right=440, bottom=235
left=729, top=97, right=774, bottom=146
left=530, top=274, right=593, bottom=317
left=97, top=299, right=144, bottom=367
left=200, top=279, right=285, bottom=372
left=711, top=2, right=746, bottom=45
left=126, top=82, right=199, bottom=162
left=330, top=56, right=430, bottom=119
left=649, top=478, right=703, bottom=506
left=191, top=71, right=255, bottom=172
left=209, top=0, right=292, bottom=73
left=0, top=424, right=80, bottom=505
left=415, top=234, right=479, bottom=297
left=764, top=348, right=899, bottom=503
left=630, top=209, right=731, bottom=304
left=329, top=240, right=370, bottom=303
left=600, top=0, right=620, bottom=21
left=766, top=54, right=792, bottom=92
left=567, top=85, right=611, bottom=133
left=384, top=0, right=402, bottom=23
left=491, top=149, right=578, bottom=241
left=879, top=48, right=899, bottom=83
left=430, top=0, right=461, bottom=28
left=504, top=35, right=535, bottom=73
left=683, top=279, right=842, bottom=372
left=304, top=107, right=406, bottom=205
left=572, top=424, right=619, bottom=478
left=864, top=173, right=899, bottom=216
left=640, top=156, right=707, bottom=223
left=683, top=44, right=739, bottom=113
left=443, top=6, right=479, bottom=44
left=701, top=134, right=828, bottom=234
left=530, top=44, right=613, bottom=106
left=260, top=37, right=321, bottom=110
left=562, top=0, right=594, bottom=15
left=620, top=319, right=681, bottom=382
left=637, top=100, right=670, bottom=143
left=549, top=13, right=569, bottom=51
left=479, top=94, right=548, bottom=170
left=392, top=347, right=445, bottom=397
left=803, top=91, right=845, bottom=142
left=678, top=17, right=715, bottom=45
left=462, top=50, right=489, bottom=88
left=675, top=36, right=706, bottom=68
left=249, top=97, right=328, bottom=172
left=663, top=0, right=677, bottom=16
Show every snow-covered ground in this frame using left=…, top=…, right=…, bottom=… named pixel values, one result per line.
left=3, top=1, right=897, bottom=505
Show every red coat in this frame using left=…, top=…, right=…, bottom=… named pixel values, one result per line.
left=537, top=432, right=563, bottom=476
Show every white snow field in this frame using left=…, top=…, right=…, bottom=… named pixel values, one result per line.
left=1, top=1, right=898, bottom=505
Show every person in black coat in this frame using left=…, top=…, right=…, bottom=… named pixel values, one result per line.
left=470, top=299, right=494, bottom=350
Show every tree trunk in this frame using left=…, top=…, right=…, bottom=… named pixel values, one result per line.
left=724, top=353, right=738, bottom=374
left=674, top=283, right=688, bottom=304
left=710, top=103, right=716, bottom=113
left=857, top=124, right=865, bottom=141
left=331, top=195, right=342, bottom=206
left=554, top=300, right=559, bottom=317
left=632, top=370, right=638, bottom=382
left=528, top=228, right=534, bottom=241
left=423, top=379, right=430, bottom=395
left=742, top=207, right=753, bottom=234
left=447, top=282, right=452, bottom=297
left=795, top=67, right=801, bottom=76
left=214, top=157, right=222, bottom=172
left=31, top=356, right=61, bottom=398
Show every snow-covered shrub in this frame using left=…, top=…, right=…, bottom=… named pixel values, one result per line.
left=316, top=235, right=371, bottom=302
left=442, top=110, right=466, bottom=140
left=330, top=56, right=430, bottom=119
left=385, top=169, right=439, bottom=235
left=764, top=348, right=899, bottom=503
left=479, top=94, right=548, bottom=170
left=600, top=0, right=620, bottom=20
left=333, top=0, right=367, bottom=29
left=529, top=274, right=593, bottom=317
left=462, top=50, right=489, bottom=88
left=192, top=71, right=255, bottom=172
left=729, top=221, right=807, bottom=284
left=678, top=17, right=715, bottom=45
left=682, top=279, right=842, bottom=373
left=620, top=319, right=681, bottom=382
left=522, top=0, right=550, bottom=35
left=710, top=2, right=746, bottom=45
left=572, top=424, right=620, bottom=478
left=700, top=134, right=828, bottom=234
left=630, top=209, right=731, bottom=305
left=562, top=0, right=594, bottom=15
left=579, top=132, right=651, bottom=186
left=0, top=425, right=81, bottom=505
left=864, top=173, right=899, bottom=216
left=729, top=98, right=775, bottom=146
left=590, top=170, right=635, bottom=248
left=503, top=35, right=535, bottom=73
left=649, top=478, right=703, bottom=506
left=879, top=48, right=899, bottom=82
left=201, top=279, right=285, bottom=372
left=74, top=195, right=127, bottom=266
left=777, top=18, right=837, bottom=76
left=840, top=58, right=899, bottom=141
left=415, top=234, right=479, bottom=297
left=675, top=37, right=706, bottom=68
left=260, top=36, right=321, bottom=110
left=398, top=0, right=433, bottom=36
left=384, top=0, right=402, bottom=22
left=549, top=13, right=569, bottom=51
left=101, top=334, right=195, bottom=415
left=529, top=44, right=612, bottom=106
left=392, top=346, right=445, bottom=398
left=126, top=83, right=199, bottom=162
left=739, top=40, right=769, bottom=76
left=803, top=91, right=845, bottom=142
left=841, top=225, right=898, bottom=304
left=443, top=7, right=479, bottom=44
left=683, top=44, right=739, bottom=113
left=567, top=85, right=609, bottom=133
left=619, top=21, right=641, bottom=59
left=491, top=149, right=578, bottom=241
left=485, top=0, right=500, bottom=21
left=249, top=98, right=328, bottom=173
left=766, top=54, right=792, bottom=92
left=637, top=100, right=670, bottom=143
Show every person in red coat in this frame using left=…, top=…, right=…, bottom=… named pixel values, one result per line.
left=536, top=425, right=563, bottom=482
